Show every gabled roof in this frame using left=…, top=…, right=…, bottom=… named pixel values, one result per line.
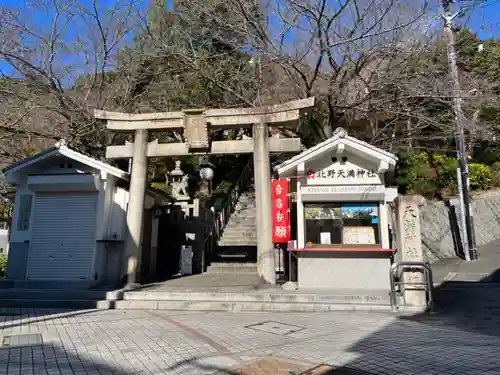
left=2, top=140, right=129, bottom=181
left=275, top=127, right=397, bottom=176
left=2, top=141, right=171, bottom=202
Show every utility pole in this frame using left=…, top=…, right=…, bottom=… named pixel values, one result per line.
left=441, top=0, right=478, bottom=260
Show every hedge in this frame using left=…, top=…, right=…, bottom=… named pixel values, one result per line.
left=396, top=151, right=496, bottom=197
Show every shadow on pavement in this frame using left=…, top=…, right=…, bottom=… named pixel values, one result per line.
left=0, top=309, right=100, bottom=331
left=0, top=342, right=136, bottom=375
left=400, top=269, right=500, bottom=338
left=326, top=269, right=500, bottom=375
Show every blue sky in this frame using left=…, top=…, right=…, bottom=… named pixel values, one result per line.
left=0, top=0, right=497, bottom=81
left=463, top=0, right=500, bottom=38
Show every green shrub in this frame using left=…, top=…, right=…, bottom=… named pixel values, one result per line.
left=396, top=151, right=437, bottom=197
left=468, top=163, right=492, bottom=190
left=396, top=151, right=495, bottom=195
left=492, top=161, right=500, bottom=171
left=491, top=162, right=500, bottom=187
left=0, top=253, right=7, bottom=277
left=433, top=154, right=458, bottom=192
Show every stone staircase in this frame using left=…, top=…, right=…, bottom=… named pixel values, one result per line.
left=217, top=190, right=257, bottom=247
left=208, top=189, right=258, bottom=272
left=115, top=288, right=395, bottom=312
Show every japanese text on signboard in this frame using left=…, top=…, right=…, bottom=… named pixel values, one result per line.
left=272, top=180, right=290, bottom=243
left=307, top=168, right=377, bottom=180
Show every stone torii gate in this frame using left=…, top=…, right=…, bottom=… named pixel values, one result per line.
left=94, top=97, right=315, bottom=286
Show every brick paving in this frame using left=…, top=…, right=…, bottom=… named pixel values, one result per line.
left=0, top=307, right=499, bottom=374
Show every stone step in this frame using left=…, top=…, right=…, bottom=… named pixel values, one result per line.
left=115, top=290, right=393, bottom=312
left=114, top=300, right=393, bottom=313
left=228, top=216, right=257, bottom=222
left=224, top=226, right=256, bottom=232
left=207, top=263, right=258, bottom=273
left=230, top=220, right=256, bottom=225
left=233, top=207, right=256, bottom=214
left=218, top=240, right=258, bottom=246
left=0, top=299, right=111, bottom=309
left=227, top=218, right=256, bottom=225
left=228, top=218, right=256, bottom=224
left=237, top=197, right=255, bottom=202
left=233, top=204, right=255, bottom=210
left=220, top=236, right=257, bottom=243
left=235, top=200, right=256, bottom=205
left=212, top=246, right=257, bottom=262
left=123, top=290, right=391, bottom=303
left=0, top=289, right=120, bottom=300
left=221, top=229, right=256, bottom=236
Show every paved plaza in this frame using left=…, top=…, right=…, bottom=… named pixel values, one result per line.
left=0, top=303, right=499, bottom=375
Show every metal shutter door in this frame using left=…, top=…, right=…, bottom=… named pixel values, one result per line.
left=26, top=192, right=98, bottom=280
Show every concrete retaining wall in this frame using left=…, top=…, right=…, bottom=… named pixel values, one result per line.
left=420, top=190, right=500, bottom=263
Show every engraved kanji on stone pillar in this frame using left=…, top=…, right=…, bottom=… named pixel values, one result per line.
left=396, top=195, right=427, bottom=307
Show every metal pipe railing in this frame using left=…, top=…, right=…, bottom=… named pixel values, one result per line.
left=389, top=261, right=434, bottom=312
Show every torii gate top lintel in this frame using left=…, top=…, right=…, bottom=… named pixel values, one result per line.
left=97, top=97, right=315, bottom=158
left=94, top=97, right=316, bottom=131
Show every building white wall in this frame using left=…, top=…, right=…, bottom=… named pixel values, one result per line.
left=7, top=153, right=164, bottom=284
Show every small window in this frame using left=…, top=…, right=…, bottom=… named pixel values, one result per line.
left=304, top=202, right=380, bottom=246
left=17, top=195, right=33, bottom=231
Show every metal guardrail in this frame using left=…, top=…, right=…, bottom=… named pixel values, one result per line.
left=389, top=261, right=434, bottom=312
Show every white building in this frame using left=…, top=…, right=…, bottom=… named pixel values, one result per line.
left=2, top=141, right=169, bottom=287
left=275, top=128, right=399, bottom=291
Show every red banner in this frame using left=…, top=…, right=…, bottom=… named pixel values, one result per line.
left=272, top=179, right=290, bottom=243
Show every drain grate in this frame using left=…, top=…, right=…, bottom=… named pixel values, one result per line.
left=1, top=333, right=44, bottom=348
left=245, top=321, right=305, bottom=335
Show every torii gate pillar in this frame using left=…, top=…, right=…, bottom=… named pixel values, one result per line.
left=125, top=129, right=148, bottom=287
left=253, top=120, right=275, bottom=283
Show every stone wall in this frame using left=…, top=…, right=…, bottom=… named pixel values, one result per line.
left=419, top=190, right=500, bottom=263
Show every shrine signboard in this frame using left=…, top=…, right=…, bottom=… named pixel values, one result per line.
left=305, top=158, right=383, bottom=186
left=307, top=167, right=378, bottom=180
left=272, top=180, right=290, bottom=243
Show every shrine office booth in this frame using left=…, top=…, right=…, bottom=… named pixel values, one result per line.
left=275, top=128, right=398, bottom=292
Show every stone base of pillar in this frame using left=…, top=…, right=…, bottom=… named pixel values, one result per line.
left=404, top=289, right=427, bottom=307
left=124, top=283, right=142, bottom=291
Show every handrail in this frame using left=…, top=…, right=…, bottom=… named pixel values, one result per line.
left=202, top=157, right=254, bottom=270
left=389, top=261, right=434, bottom=312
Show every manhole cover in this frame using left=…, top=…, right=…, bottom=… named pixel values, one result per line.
left=245, top=321, right=305, bottom=335
left=298, top=365, right=374, bottom=374
left=1, top=333, right=44, bottom=348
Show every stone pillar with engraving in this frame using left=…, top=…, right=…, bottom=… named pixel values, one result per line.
left=396, top=195, right=427, bottom=307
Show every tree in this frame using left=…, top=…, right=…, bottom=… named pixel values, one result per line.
left=0, top=0, right=141, bottom=161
